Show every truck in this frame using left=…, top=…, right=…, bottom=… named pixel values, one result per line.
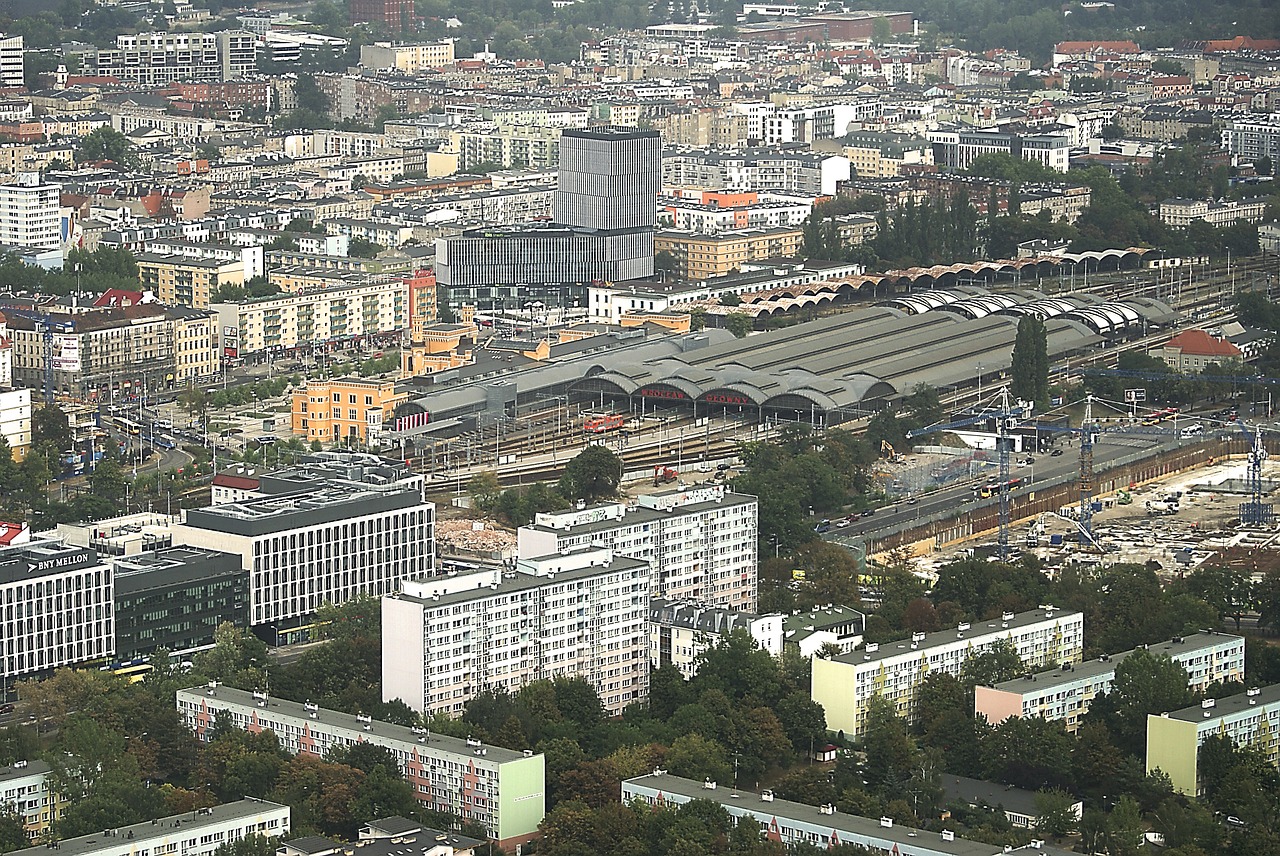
left=1145, top=499, right=1179, bottom=515
left=653, top=466, right=678, bottom=486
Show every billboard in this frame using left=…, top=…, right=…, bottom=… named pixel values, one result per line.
left=52, top=336, right=81, bottom=372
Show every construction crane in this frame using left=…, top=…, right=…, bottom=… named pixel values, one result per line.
left=6, top=308, right=74, bottom=405
left=1237, top=420, right=1274, bottom=526
left=1078, top=395, right=1099, bottom=549
left=906, top=390, right=1025, bottom=560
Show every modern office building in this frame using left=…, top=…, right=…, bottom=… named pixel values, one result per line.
left=0, top=35, right=23, bottom=89
left=928, top=129, right=1071, bottom=173
left=435, top=128, right=661, bottom=306
left=0, top=539, right=114, bottom=700
left=976, top=632, right=1245, bottom=733
left=171, top=484, right=433, bottom=642
left=649, top=599, right=782, bottom=679
left=0, top=173, right=60, bottom=253
left=621, top=772, right=1075, bottom=856
left=1147, top=684, right=1280, bottom=795
left=517, top=484, right=758, bottom=611
left=112, top=547, right=248, bottom=660
left=0, top=760, right=60, bottom=842
left=177, top=685, right=545, bottom=848
left=812, top=607, right=1084, bottom=739
left=5, top=798, right=289, bottom=856
left=383, top=546, right=650, bottom=716
left=86, top=32, right=257, bottom=85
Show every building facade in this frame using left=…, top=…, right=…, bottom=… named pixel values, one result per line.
left=0, top=540, right=114, bottom=700
left=622, top=772, right=1074, bottom=856
left=812, top=607, right=1084, bottom=739
left=211, top=278, right=407, bottom=357
left=136, top=253, right=245, bottom=310
left=0, top=174, right=60, bottom=253
left=359, top=41, right=454, bottom=72
left=1223, top=116, right=1280, bottom=164
left=0, top=387, right=31, bottom=462
left=0, top=761, right=59, bottom=842
left=1147, top=684, right=1280, bottom=795
left=517, top=485, right=758, bottom=611
left=383, top=547, right=650, bottom=716
left=113, top=547, right=248, bottom=660
left=177, top=685, right=545, bottom=848
left=975, top=632, right=1245, bottom=733
left=7, top=799, right=289, bottom=856
left=649, top=599, right=782, bottom=679
left=654, top=228, right=804, bottom=280
left=0, top=36, right=22, bottom=89
left=1158, top=197, right=1268, bottom=228
left=290, top=376, right=408, bottom=445
left=87, top=32, right=257, bottom=85
left=171, top=485, right=433, bottom=640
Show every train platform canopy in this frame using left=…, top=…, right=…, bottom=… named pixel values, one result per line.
left=390, top=293, right=1175, bottom=434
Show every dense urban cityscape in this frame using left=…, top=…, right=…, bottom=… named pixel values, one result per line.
left=0, top=0, right=1278, bottom=854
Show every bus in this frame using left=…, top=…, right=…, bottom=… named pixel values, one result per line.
left=107, top=662, right=153, bottom=684
left=584, top=414, right=626, bottom=433
left=978, top=478, right=1024, bottom=498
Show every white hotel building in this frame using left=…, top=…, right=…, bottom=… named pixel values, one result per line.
left=383, top=546, right=650, bottom=716
left=812, top=607, right=1084, bottom=739
left=517, top=484, right=758, bottom=612
left=177, top=685, right=545, bottom=849
left=1, top=540, right=114, bottom=699
left=975, top=631, right=1245, bottom=733
left=6, top=799, right=289, bottom=856
left=172, top=485, right=432, bottom=641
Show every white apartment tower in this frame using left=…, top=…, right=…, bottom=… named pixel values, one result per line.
left=0, top=173, right=61, bottom=252
left=517, top=484, right=758, bottom=611
left=0, top=35, right=23, bottom=89
left=382, top=546, right=650, bottom=716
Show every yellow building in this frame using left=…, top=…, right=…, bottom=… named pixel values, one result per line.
left=169, top=306, right=221, bottom=384
left=291, top=376, right=407, bottom=445
left=136, top=253, right=244, bottom=310
left=401, top=322, right=477, bottom=378
left=1147, top=686, right=1280, bottom=795
left=655, top=227, right=804, bottom=280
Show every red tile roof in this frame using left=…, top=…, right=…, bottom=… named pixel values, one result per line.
left=1165, top=329, right=1241, bottom=358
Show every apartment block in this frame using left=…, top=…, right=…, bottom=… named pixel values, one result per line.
left=383, top=546, right=650, bottom=716
left=6, top=799, right=289, bottom=856
left=975, top=632, right=1245, bottom=733
left=649, top=599, right=782, bottom=679
left=1222, top=116, right=1280, bottom=164
left=654, top=227, right=804, bottom=280
left=1, top=540, right=114, bottom=700
left=0, top=761, right=60, bottom=841
left=1147, top=684, right=1280, bottom=795
left=360, top=41, right=455, bottom=72
left=662, top=150, right=851, bottom=196
left=0, top=387, right=31, bottom=462
left=87, top=32, right=257, bottom=85
left=211, top=277, right=407, bottom=356
left=0, top=173, right=60, bottom=252
left=517, top=484, right=758, bottom=611
left=812, top=607, right=1084, bottom=739
left=659, top=191, right=813, bottom=234
left=136, top=253, right=245, bottom=310
left=622, top=772, right=1075, bottom=856
left=171, top=484, right=433, bottom=640
left=0, top=35, right=22, bottom=89
left=177, top=685, right=544, bottom=848
left=290, top=375, right=408, bottom=445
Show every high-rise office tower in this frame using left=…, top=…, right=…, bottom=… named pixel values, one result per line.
left=554, top=128, right=661, bottom=231
left=0, top=35, right=23, bottom=89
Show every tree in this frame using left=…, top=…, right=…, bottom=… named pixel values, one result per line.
left=861, top=697, right=917, bottom=793
left=89, top=456, right=128, bottom=502
left=1105, top=796, right=1146, bottom=856
left=1010, top=315, right=1049, bottom=409
left=1087, top=649, right=1196, bottom=758
left=725, top=312, right=754, bottom=338
left=1184, top=564, right=1251, bottom=630
left=559, top=445, right=621, bottom=502
left=1033, top=788, right=1079, bottom=838
left=665, top=733, right=732, bottom=784
left=347, top=237, right=383, bottom=258
left=0, top=809, right=27, bottom=855
left=77, top=127, right=140, bottom=169
left=31, top=405, right=72, bottom=461
left=469, top=470, right=502, bottom=511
